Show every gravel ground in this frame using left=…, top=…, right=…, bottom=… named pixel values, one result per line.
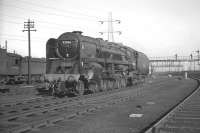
left=26, top=76, right=198, bottom=133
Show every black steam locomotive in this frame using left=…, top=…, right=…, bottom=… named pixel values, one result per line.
left=44, top=31, right=149, bottom=96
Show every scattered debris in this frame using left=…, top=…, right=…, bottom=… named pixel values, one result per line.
left=146, top=101, right=155, bottom=105
left=129, top=114, right=143, bottom=118
left=168, top=74, right=172, bottom=77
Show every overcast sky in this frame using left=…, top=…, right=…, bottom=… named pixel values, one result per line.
left=0, top=0, right=200, bottom=58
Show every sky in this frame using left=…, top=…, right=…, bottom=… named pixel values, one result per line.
left=0, top=0, right=200, bottom=58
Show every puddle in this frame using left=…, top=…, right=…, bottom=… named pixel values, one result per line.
left=129, top=114, right=143, bottom=118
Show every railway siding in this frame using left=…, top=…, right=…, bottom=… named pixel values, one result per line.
left=0, top=76, right=198, bottom=133
left=145, top=78, right=200, bottom=133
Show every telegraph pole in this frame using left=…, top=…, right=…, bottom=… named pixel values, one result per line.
left=99, top=12, right=121, bottom=42
left=196, top=50, right=200, bottom=65
left=22, top=19, right=36, bottom=84
left=196, top=49, right=200, bottom=71
left=5, top=40, right=7, bottom=51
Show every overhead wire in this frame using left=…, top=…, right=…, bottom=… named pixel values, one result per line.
left=0, top=2, right=99, bottom=22
left=0, top=19, right=21, bottom=25
left=1, top=0, right=105, bottom=37
left=0, top=19, right=98, bottom=38
left=0, top=33, right=47, bottom=40
left=0, top=10, right=100, bottom=33
left=16, top=0, right=103, bottom=20
left=0, top=15, right=91, bottom=35
left=25, top=0, right=109, bottom=14
left=1, top=14, right=76, bottom=27
left=0, top=1, right=108, bottom=57
left=0, top=36, right=45, bottom=42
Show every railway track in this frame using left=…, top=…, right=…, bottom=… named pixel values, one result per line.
left=0, top=76, right=183, bottom=133
left=145, top=78, right=200, bottom=133
left=0, top=77, right=173, bottom=133
left=0, top=77, right=170, bottom=120
left=0, top=84, right=138, bottom=119
left=0, top=76, right=168, bottom=108
left=0, top=88, right=139, bottom=133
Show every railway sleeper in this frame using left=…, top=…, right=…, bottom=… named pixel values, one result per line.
left=16, top=107, right=87, bottom=125
left=157, top=127, right=200, bottom=133
left=181, top=108, right=200, bottom=112
left=3, top=100, right=79, bottom=122
left=173, top=113, right=200, bottom=118
left=8, top=110, right=18, bottom=114
left=11, top=119, right=53, bottom=133
left=8, top=124, right=32, bottom=133
left=175, top=110, right=200, bottom=114
left=173, top=112, right=200, bottom=117
left=172, top=116, right=200, bottom=120
left=181, top=103, right=200, bottom=107
left=181, top=105, right=200, bottom=108
left=163, top=121, right=200, bottom=128
left=169, top=117, right=200, bottom=123
left=182, top=102, right=200, bottom=106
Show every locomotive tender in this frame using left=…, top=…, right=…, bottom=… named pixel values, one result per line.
left=45, top=31, right=149, bottom=96
left=0, top=47, right=45, bottom=83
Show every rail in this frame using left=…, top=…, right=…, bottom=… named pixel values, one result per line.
left=144, top=78, right=200, bottom=133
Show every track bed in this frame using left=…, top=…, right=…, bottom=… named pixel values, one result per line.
left=0, top=76, right=198, bottom=133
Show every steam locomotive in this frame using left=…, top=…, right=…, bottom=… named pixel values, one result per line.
left=44, top=31, right=149, bottom=96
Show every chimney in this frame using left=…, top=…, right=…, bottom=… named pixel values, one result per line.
left=72, top=31, right=83, bottom=35
left=96, top=38, right=103, bottom=40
